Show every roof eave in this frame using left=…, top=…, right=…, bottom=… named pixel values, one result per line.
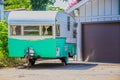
left=66, top=0, right=90, bottom=13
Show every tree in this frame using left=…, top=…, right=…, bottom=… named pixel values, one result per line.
left=4, top=0, right=68, bottom=10
left=30, top=0, right=52, bottom=10
left=47, top=6, right=64, bottom=12
left=30, top=0, right=68, bottom=11
left=4, top=0, right=31, bottom=10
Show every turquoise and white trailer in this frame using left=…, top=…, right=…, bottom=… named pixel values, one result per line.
left=8, top=11, right=77, bottom=66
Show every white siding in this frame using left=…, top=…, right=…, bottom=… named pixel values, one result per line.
left=68, top=0, right=120, bottom=60
left=105, top=0, right=112, bottom=16
left=98, top=18, right=104, bottom=21
left=80, top=5, right=86, bottom=17
left=91, top=0, right=98, bottom=16
left=79, top=5, right=86, bottom=22
left=105, top=17, right=112, bottom=21
left=86, top=1, right=92, bottom=17
left=99, top=0, right=105, bottom=16
left=78, top=0, right=120, bottom=22
left=92, top=18, right=98, bottom=21
left=112, top=0, right=119, bottom=15
left=112, top=17, right=119, bottom=20
left=86, top=1, right=92, bottom=21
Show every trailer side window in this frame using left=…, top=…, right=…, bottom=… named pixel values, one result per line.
left=41, top=25, right=52, bottom=36
left=56, top=24, right=60, bottom=36
left=23, top=26, right=39, bottom=36
left=73, top=23, right=77, bottom=38
left=10, top=25, right=21, bottom=36
left=67, top=16, right=70, bottom=31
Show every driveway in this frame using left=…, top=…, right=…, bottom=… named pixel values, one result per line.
left=0, top=59, right=120, bottom=80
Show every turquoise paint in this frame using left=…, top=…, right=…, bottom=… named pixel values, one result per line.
left=66, top=43, right=76, bottom=56
left=56, top=38, right=76, bottom=58
left=8, top=37, right=76, bottom=61
left=8, top=38, right=56, bottom=58
left=56, top=38, right=67, bottom=57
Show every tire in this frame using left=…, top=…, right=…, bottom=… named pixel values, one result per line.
left=29, top=59, right=35, bottom=66
left=60, top=57, right=68, bottom=66
left=68, top=52, right=73, bottom=57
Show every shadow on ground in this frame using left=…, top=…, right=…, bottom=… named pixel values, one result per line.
left=18, top=63, right=98, bottom=70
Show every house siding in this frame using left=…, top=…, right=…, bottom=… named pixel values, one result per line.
left=67, top=0, right=120, bottom=61
left=78, top=0, right=120, bottom=22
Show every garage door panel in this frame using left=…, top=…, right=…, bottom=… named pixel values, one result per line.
left=82, top=22, right=120, bottom=63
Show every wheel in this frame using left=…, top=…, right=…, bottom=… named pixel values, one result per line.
left=29, top=59, right=35, bottom=66
left=68, top=52, right=73, bottom=57
left=60, top=57, right=68, bottom=66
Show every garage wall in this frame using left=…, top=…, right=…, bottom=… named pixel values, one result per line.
left=74, top=0, right=120, bottom=61
left=78, top=0, right=120, bottom=22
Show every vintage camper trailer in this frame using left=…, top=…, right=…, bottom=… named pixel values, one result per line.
left=8, top=11, right=77, bottom=66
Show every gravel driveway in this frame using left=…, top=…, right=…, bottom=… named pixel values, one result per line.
left=0, top=59, right=120, bottom=80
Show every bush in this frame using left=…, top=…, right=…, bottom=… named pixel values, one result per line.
left=0, top=20, right=8, bottom=58
left=0, top=20, right=24, bottom=68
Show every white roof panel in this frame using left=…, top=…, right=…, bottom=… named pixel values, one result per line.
left=8, top=11, right=58, bottom=25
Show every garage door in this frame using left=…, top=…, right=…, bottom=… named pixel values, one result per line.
left=82, top=21, right=120, bottom=63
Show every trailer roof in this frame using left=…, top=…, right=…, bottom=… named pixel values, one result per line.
left=8, top=11, right=58, bottom=25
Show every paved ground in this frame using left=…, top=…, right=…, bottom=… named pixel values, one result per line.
left=0, top=59, right=120, bottom=80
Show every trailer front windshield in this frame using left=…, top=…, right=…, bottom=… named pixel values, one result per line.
left=10, top=25, right=53, bottom=36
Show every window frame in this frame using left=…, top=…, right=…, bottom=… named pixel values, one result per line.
left=9, top=25, right=54, bottom=36
left=10, top=25, right=22, bottom=36
left=56, top=24, right=60, bottom=36
left=40, top=25, right=53, bottom=36
left=23, top=26, right=40, bottom=36
left=67, top=16, right=70, bottom=31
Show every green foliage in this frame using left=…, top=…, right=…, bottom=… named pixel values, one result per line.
left=0, top=20, right=8, bottom=58
left=30, top=0, right=51, bottom=10
left=47, top=6, right=64, bottom=12
left=0, top=20, right=24, bottom=68
left=4, top=0, right=67, bottom=11
left=30, top=0, right=67, bottom=11
left=0, top=20, right=8, bottom=67
left=0, top=61, right=7, bottom=67
left=4, top=0, right=31, bottom=10
left=0, top=58, right=25, bottom=67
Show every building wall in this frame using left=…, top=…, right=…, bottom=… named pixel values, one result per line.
left=71, top=0, right=120, bottom=60
left=78, top=0, right=120, bottom=22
